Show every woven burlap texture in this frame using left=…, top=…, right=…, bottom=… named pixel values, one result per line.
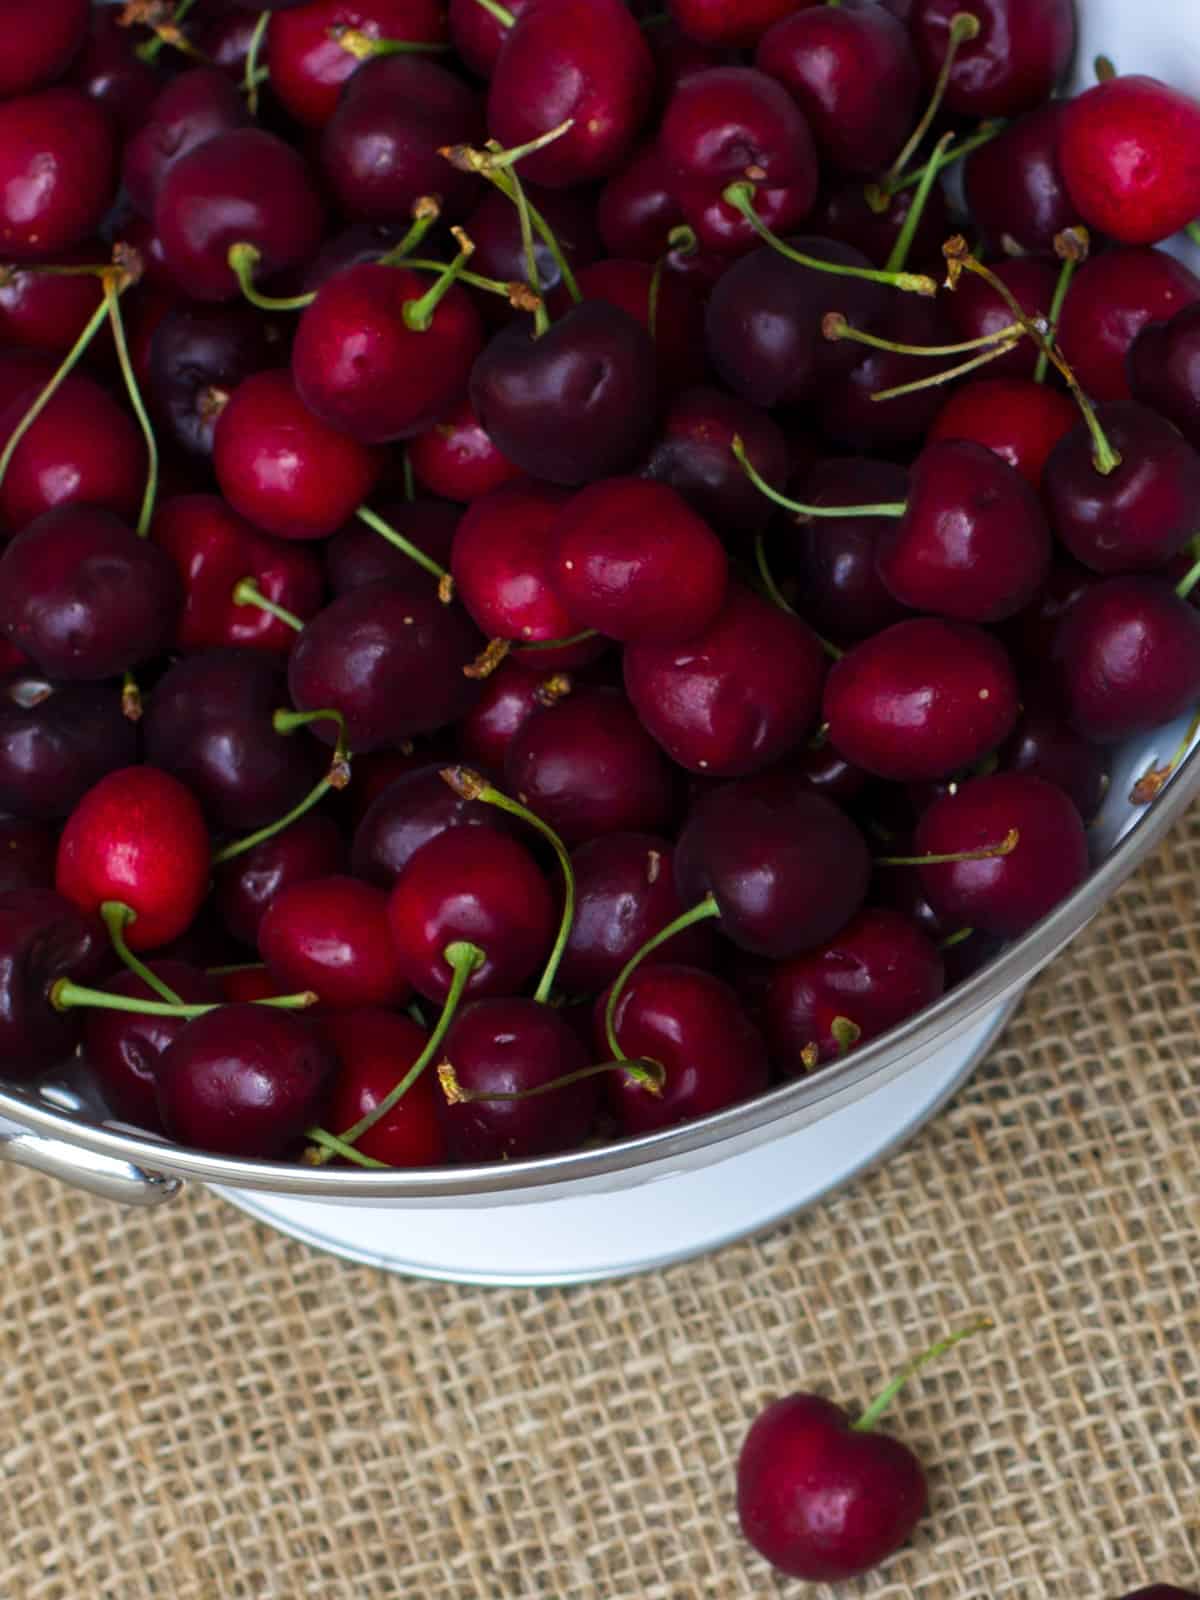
left=1, top=809, right=1198, bottom=1600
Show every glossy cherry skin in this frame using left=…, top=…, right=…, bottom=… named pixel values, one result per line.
left=488, top=0, right=653, bottom=189
left=450, top=481, right=574, bottom=644
left=0, top=242, right=105, bottom=356
left=321, top=55, right=483, bottom=225
left=449, top=0, right=533, bottom=76
left=0, top=506, right=182, bottom=682
left=153, top=495, right=325, bottom=656
left=320, top=1009, right=446, bottom=1166
left=916, top=772, right=1088, bottom=938
left=0, top=673, right=138, bottom=820
left=259, top=874, right=408, bottom=1010
left=408, top=396, right=524, bottom=504
left=0, top=818, right=57, bottom=896
left=155, top=128, right=325, bottom=302
left=625, top=583, right=826, bottom=777
left=755, top=1, right=918, bottom=176
left=929, top=377, right=1077, bottom=488
left=267, top=0, right=448, bottom=127
left=597, top=142, right=685, bottom=262
left=909, top=0, right=1074, bottom=118
left=1057, top=248, right=1200, bottom=404
left=765, top=908, right=945, bottom=1075
left=0, top=372, right=145, bottom=533
left=0, top=0, right=88, bottom=96
left=459, top=660, right=572, bottom=774
left=668, top=0, right=808, bottom=50
left=877, top=439, right=1051, bottom=623
left=217, top=813, right=345, bottom=948
left=604, top=964, right=769, bottom=1134
left=783, top=459, right=910, bottom=644
left=1127, top=304, right=1200, bottom=452
left=147, top=303, right=277, bottom=462
left=56, top=767, right=211, bottom=952
left=640, top=386, right=790, bottom=543
left=964, top=102, right=1076, bottom=256
left=738, top=1392, right=928, bottom=1581
left=819, top=296, right=954, bottom=453
left=387, top=826, right=555, bottom=1004
left=439, top=997, right=597, bottom=1162
left=122, top=67, right=249, bottom=219
left=85, top=961, right=222, bottom=1133
left=191, top=7, right=261, bottom=80
left=0, top=88, right=116, bottom=260
left=0, top=888, right=105, bottom=1078
left=68, top=6, right=162, bottom=134
left=156, top=1005, right=337, bottom=1158
left=1000, top=697, right=1109, bottom=823
left=351, top=762, right=515, bottom=888
left=811, top=179, right=950, bottom=277
left=213, top=370, right=384, bottom=540
left=661, top=67, right=818, bottom=256
left=470, top=300, right=659, bottom=488
left=944, top=254, right=1056, bottom=383
left=1051, top=577, right=1200, bottom=745
left=505, top=687, right=677, bottom=845
left=549, top=479, right=727, bottom=644
left=563, top=257, right=708, bottom=397
left=289, top=577, right=484, bottom=751
left=825, top=619, right=1019, bottom=783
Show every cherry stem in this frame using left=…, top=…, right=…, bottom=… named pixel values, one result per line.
left=469, top=0, right=515, bottom=26
left=883, top=10, right=982, bottom=186
left=439, top=1055, right=665, bottom=1106
left=823, top=311, right=1023, bottom=358
left=243, top=10, right=270, bottom=115
left=939, top=926, right=975, bottom=950
left=878, top=119, right=1005, bottom=202
left=1186, top=220, right=1200, bottom=250
left=1175, top=550, right=1200, bottom=600
left=102, top=274, right=158, bottom=537
left=1034, top=227, right=1089, bottom=385
left=885, top=131, right=954, bottom=276
left=227, top=243, right=315, bottom=313
left=733, top=436, right=906, bottom=520
left=134, top=0, right=198, bottom=63
left=511, top=166, right=549, bottom=336
left=870, top=337, right=1018, bottom=403
left=232, top=578, right=303, bottom=633
left=753, top=536, right=843, bottom=659
left=831, top=1016, right=861, bottom=1055
left=306, top=940, right=486, bottom=1163
left=356, top=504, right=452, bottom=592
left=514, top=628, right=599, bottom=654
left=604, top=893, right=721, bottom=1062
left=375, top=198, right=443, bottom=267
left=206, top=962, right=267, bottom=976
left=722, top=184, right=937, bottom=297
left=402, top=227, right=476, bottom=331
left=121, top=672, right=143, bottom=722
left=440, top=766, right=574, bottom=1005
left=875, top=828, right=1020, bottom=867
left=305, top=1128, right=389, bottom=1167
left=100, top=901, right=184, bottom=1006
left=648, top=253, right=665, bottom=344
left=331, top=25, right=450, bottom=57
left=1129, top=703, right=1200, bottom=805
left=465, top=121, right=575, bottom=175
left=50, top=979, right=317, bottom=1018
left=401, top=256, right=532, bottom=299
left=853, top=1319, right=993, bottom=1433
left=402, top=450, right=416, bottom=502
left=1094, top=54, right=1116, bottom=82
left=213, top=717, right=350, bottom=865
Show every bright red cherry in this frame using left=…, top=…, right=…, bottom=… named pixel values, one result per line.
left=667, top=0, right=808, bottom=49
left=408, top=396, right=524, bottom=503
left=320, top=1009, right=447, bottom=1166
left=0, top=242, right=105, bottom=356
left=259, top=874, right=409, bottom=1011
left=0, top=372, right=146, bottom=533
left=928, top=377, right=1078, bottom=488
left=217, top=813, right=346, bottom=948
left=0, top=88, right=117, bottom=260
left=1057, top=247, right=1200, bottom=404
left=450, top=481, right=574, bottom=644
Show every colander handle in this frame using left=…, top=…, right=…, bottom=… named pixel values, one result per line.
left=0, top=1118, right=181, bottom=1207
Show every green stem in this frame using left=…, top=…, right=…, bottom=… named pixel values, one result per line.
left=513, top=628, right=599, bottom=654
left=135, top=0, right=198, bottom=62
left=853, top=1320, right=993, bottom=1433
left=732, top=436, right=906, bottom=519
left=402, top=257, right=529, bottom=298
left=402, top=229, right=475, bottom=331
left=1187, top=220, right=1200, bottom=249
left=881, top=119, right=1005, bottom=198
left=493, top=174, right=581, bottom=304
left=244, top=10, right=270, bottom=116
left=823, top=313, right=1022, bottom=358
left=439, top=1055, right=665, bottom=1104
left=51, top=980, right=316, bottom=1018
left=100, top=902, right=183, bottom=1006
left=939, top=927, right=975, bottom=951
left=356, top=504, right=450, bottom=587
left=402, top=450, right=416, bottom=503
left=870, top=337, right=1019, bottom=403
left=1094, top=54, right=1116, bottom=82
left=272, top=707, right=346, bottom=739
left=469, top=0, right=515, bottom=27
left=876, top=828, right=1019, bottom=866
left=213, top=723, right=350, bottom=866
left=305, top=1128, right=389, bottom=1168
left=227, top=243, right=315, bottom=312
left=1034, top=230, right=1087, bottom=385
left=647, top=254, right=665, bottom=344
left=474, top=120, right=575, bottom=174
left=232, top=578, right=304, bottom=633
left=1176, top=551, right=1200, bottom=600
left=0, top=295, right=111, bottom=494
left=375, top=202, right=443, bottom=267
left=882, top=11, right=982, bottom=186
left=331, top=26, right=451, bottom=57
left=885, top=132, right=954, bottom=276
left=754, top=533, right=796, bottom=615
left=103, top=277, right=158, bottom=537
left=604, top=894, right=721, bottom=1061
left=509, top=167, right=549, bottom=337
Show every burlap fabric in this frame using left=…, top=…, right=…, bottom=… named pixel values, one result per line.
left=0, top=810, right=1197, bottom=1600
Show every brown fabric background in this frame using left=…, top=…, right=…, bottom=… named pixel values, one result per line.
left=0, top=811, right=1198, bottom=1600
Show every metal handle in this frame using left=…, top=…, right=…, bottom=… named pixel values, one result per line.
left=0, top=1117, right=181, bottom=1206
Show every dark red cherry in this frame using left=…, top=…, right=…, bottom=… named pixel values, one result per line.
left=625, top=582, right=826, bottom=777
left=156, top=1004, right=337, bottom=1158
left=458, top=659, right=572, bottom=774
left=84, top=961, right=222, bottom=1133
left=1051, top=576, right=1200, bottom=744
left=1057, top=247, right=1200, bottom=404
left=825, top=619, right=1019, bottom=782
left=300, top=220, right=416, bottom=290
left=916, top=772, right=1088, bottom=938
left=351, top=762, right=515, bottom=888
left=320, top=1008, right=446, bottom=1166
left=999, top=556, right=1098, bottom=671
left=259, top=874, right=408, bottom=1010
left=963, top=102, right=1077, bottom=256
left=464, top=183, right=602, bottom=326
left=0, top=818, right=57, bottom=895
left=641, top=11, right=734, bottom=99
left=0, top=88, right=116, bottom=260
left=324, top=499, right=459, bottom=597
left=597, top=143, right=685, bottom=262
left=147, top=302, right=277, bottom=462
left=0, top=506, right=182, bottom=682
left=944, top=254, right=1057, bottom=382
left=604, top=963, right=769, bottom=1134
left=217, top=813, right=345, bottom=947
left=0, top=673, right=138, bottom=820
left=0, top=351, right=58, bottom=417
left=487, top=0, right=654, bottom=188
left=449, top=0, right=533, bottom=77
left=450, top=480, right=573, bottom=643
left=387, top=825, right=554, bottom=1003
left=928, top=377, right=1077, bottom=488
left=289, top=577, right=483, bottom=751
left=56, top=767, right=211, bottom=951
left=122, top=67, right=249, bottom=219
left=909, top=0, right=1075, bottom=118
left=780, top=741, right=870, bottom=806
left=811, top=179, right=951, bottom=277
left=660, top=67, right=818, bottom=256
left=0, top=242, right=105, bottom=356
left=320, top=55, right=483, bottom=224
left=68, top=7, right=162, bottom=135
left=191, top=7, right=261, bottom=80
left=0, top=372, right=145, bottom=533
left=439, top=997, right=597, bottom=1161
left=346, top=740, right=458, bottom=828
left=267, top=0, right=449, bottom=128
left=1127, top=303, right=1200, bottom=452
left=642, top=389, right=789, bottom=548
left=764, top=908, right=945, bottom=1075
left=999, top=696, right=1109, bottom=823
left=562, top=257, right=708, bottom=396
left=0, top=0, right=88, bottom=97
left=755, top=1, right=919, bottom=176
left=408, top=396, right=524, bottom=503
left=667, top=0, right=808, bottom=51
left=0, top=888, right=105, bottom=1078
left=213, top=369, right=384, bottom=540
left=470, top=300, right=659, bottom=487
left=819, top=295, right=955, bottom=452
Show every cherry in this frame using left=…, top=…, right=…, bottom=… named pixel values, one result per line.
left=0, top=243, right=106, bottom=357
left=319, top=1008, right=447, bottom=1166
left=155, top=128, right=325, bottom=302
left=641, top=11, right=733, bottom=100
left=781, top=741, right=870, bottom=807
left=323, top=502, right=454, bottom=599
left=192, top=7, right=262, bottom=80
left=351, top=761, right=515, bottom=887
left=1001, top=555, right=1098, bottom=671
left=0, top=673, right=138, bottom=820
left=259, top=874, right=408, bottom=1010
left=0, top=351, right=58, bottom=417
left=819, top=295, right=959, bottom=452
left=0, top=372, right=146, bottom=533
left=562, top=257, right=708, bottom=396
left=0, top=88, right=116, bottom=260
left=122, top=68, right=250, bottom=220
left=915, top=772, right=1088, bottom=937
left=0, top=818, right=57, bottom=895
left=470, top=300, right=659, bottom=487
left=825, top=619, right=1020, bottom=783
left=0, top=506, right=182, bottom=682
left=812, top=179, right=951, bottom=278
left=216, top=813, right=345, bottom=949
left=928, top=377, right=1077, bottom=488
left=755, top=2, right=919, bottom=177
left=625, top=582, right=826, bottom=777
left=909, top=0, right=1074, bottom=119
left=641, top=386, right=790, bottom=544
left=944, top=253, right=1057, bottom=382
left=438, top=997, right=598, bottom=1161
left=464, top=182, right=602, bottom=325
left=320, top=56, right=484, bottom=225
left=1057, top=248, right=1200, bottom=405
left=504, top=686, right=678, bottom=844
left=213, top=370, right=384, bottom=540
left=0, top=888, right=105, bottom=1079
left=764, top=908, right=945, bottom=1076
left=449, top=0, right=532, bottom=78
left=1052, top=576, right=1200, bottom=744
left=56, top=767, right=211, bottom=952
left=301, top=220, right=420, bottom=289
left=458, top=658, right=570, bottom=773
left=267, top=0, right=449, bottom=128
left=289, top=577, right=483, bottom=751
left=667, top=0, right=806, bottom=50
left=387, top=824, right=554, bottom=1002
left=450, top=480, right=573, bottom=643
left=1000, top=695, right=1109, bottom=823
left=84, top=961, right=223, bottom=1133
left=487, top=0, right=654, bottom=189
left=156, top=1004, right=336, bottom=1158
left=147, top=303, right=277, bottom=462
left=0, top=0, right=87, bottom=97
left=408, top=395, right=524, bottom=503
left=1127, top=304, right=1200, bottom=451
left=67, top=7, right=162, bottom=135
left=660, top=68, right=818, bottom=256
left=963, top=102, right=1077, bottom=257
left=549, top=478, right=727, bottom=644
left=597, top=143, right=685, bottom=263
